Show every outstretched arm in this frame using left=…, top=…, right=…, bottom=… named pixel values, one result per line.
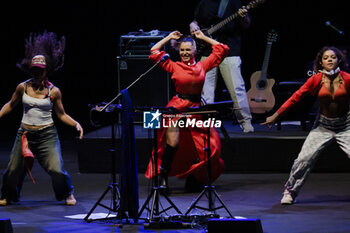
left=262, top=75, right=321, bottom=128
left=261, top=112, right=280, bottom=128
left=0, top=83, right=24, bottom=119
left=52, top=87, right=83, bottom=139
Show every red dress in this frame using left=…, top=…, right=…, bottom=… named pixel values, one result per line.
left=145, top=43, right=229, bottom=183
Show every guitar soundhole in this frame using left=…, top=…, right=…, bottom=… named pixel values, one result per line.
left=256, top=80, right=267, bottom=89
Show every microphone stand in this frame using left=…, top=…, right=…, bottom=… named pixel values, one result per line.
left=84, top=57, right=165, bottom=223
left=184, top=110, right=233, bottom=218
left=137, top=109, right=183, bottom=227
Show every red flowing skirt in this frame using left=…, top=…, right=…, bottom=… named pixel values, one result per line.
left=144, top=96, right=225, bottom=184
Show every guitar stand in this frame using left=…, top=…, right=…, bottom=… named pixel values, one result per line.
left=185, top=111, right=233, bottom=218
left=137, top=128, right=182, bottom=225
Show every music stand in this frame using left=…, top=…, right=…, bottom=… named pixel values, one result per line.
left=184, top=108, right=233, bottom=218
left=137, top=108, right=182, bottom=226
left=85, top=57, right=171, bottom=224
left=84, top=107, right=122, bottom=222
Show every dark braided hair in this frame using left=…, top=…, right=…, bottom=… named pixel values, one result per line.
left=17, top=31, right=66, bottom=75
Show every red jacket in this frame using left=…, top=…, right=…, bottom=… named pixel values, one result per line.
left=150, top=43, right=229, bottom=96
left=277, top=71, right=350, bottom=116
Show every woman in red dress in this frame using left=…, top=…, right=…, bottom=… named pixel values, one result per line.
left=145, top=30, right=229, bottom=191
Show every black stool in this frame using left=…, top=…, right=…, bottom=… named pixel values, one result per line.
left=274, top=81, right=317, bottom=131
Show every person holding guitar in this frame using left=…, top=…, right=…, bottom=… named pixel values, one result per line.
left=262, top=46, right=350, bottom=205
left=189, top=0, right=254, bottom=133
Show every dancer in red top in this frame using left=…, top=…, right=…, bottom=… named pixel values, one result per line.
left=145, top=30, right=229, bottom=191
left=262, top=46, right=350, bottom=204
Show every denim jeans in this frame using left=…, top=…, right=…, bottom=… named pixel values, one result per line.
left=285, top=112, right=350, bottom=196
left=1, top=125, right=73, bottom=201
left=201, top=56, right=252, bottom=124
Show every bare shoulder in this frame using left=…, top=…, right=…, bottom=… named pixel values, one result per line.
left=15, top=82, right=26, bottom=94
left=51, top=85, right=60, bottom=92
left=51, top=85, right=62, bottom=98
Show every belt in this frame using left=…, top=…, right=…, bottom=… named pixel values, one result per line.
left=177, top=93, right=201, bottom=103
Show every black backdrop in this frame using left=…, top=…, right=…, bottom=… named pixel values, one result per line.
left=0, top=0, right=349, bottom=139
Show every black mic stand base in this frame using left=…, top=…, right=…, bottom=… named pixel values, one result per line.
left=83, top=182, right=122, bottom=222
left=185, top=185, right=233, bottom=218
left=84, top=124, right=126, bottom=224
left=137, top=186, right=182, bottom=223
left=185, top=112, right=233, bottom=219
left=137, top=128, right=182, bottom=228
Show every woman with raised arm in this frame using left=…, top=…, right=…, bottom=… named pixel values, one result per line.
left=0, top=31, right=83, bottom=206
left=262, top=46, right=350, bottom=204
left=144, top=30, right=229, bottom=192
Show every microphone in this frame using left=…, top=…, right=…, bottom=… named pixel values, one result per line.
left=161, top=53, right=170, bottom=62
left=325, top=21, right=344, bottom=35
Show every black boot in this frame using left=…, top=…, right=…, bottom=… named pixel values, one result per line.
left=158, top=144, right=176, bottom=191
left=159, top=170, right=169, bottom=191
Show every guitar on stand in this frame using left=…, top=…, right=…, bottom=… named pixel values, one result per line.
left=247, top=30, right=278, bottom=114
left=196, top=0, right=265, bottom=56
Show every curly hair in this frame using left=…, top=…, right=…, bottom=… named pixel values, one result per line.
left=17, top=31, right=66, bottom=75
left=313, top=46, right=346, bottom=72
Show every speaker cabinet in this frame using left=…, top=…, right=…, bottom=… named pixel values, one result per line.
left=0, top=219, right=13, bottom=233
left=117, top=56, right=172, bottom=122
left=207, top=218, right=263, bottom=233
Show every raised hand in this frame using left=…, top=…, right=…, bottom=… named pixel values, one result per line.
left=169, top=31, right=183, bottom=40
left=189, top=21, right=200, bottom=35
left=193, top=30, right=205, bottom=40
left=238, top=6, right=248, bottom=17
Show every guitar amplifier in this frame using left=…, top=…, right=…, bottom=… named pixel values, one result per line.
left=120, top=30, right=171, bottom=58
left=117, top=56, right=174, bottom=122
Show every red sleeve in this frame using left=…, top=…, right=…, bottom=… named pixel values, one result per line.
left=277, top=74, right=322, bottom=116
left=340, top=71, right=350, bottom=94
left=201, top=43, right=229, bottom=72
left=149, top=49, right=175, bottom=73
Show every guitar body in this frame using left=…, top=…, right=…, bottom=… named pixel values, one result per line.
left=247, top=71, right=275, bottom=114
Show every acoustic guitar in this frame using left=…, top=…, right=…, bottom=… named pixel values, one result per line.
left=247, top=30, right=278, bottom=114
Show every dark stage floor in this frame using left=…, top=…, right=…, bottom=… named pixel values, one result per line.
left=1, top=121, right=350, bottom=233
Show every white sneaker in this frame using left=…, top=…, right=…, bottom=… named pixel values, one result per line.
left=281, top=190, right=295, bottom=205
left=240, top=122, right=254, bottom=133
